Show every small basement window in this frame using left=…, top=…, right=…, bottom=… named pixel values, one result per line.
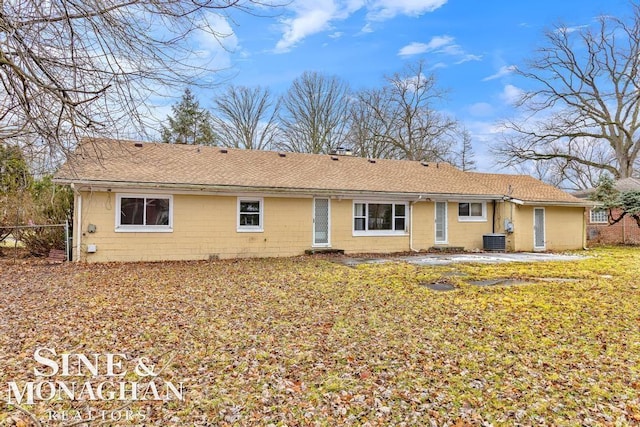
left=238, top=198, right=264, bottom=232
left=590, top=208, right=608, bottom=224
left=116, top=194, right=172, bottom=232
left=458, top=202, right=486, bottom=222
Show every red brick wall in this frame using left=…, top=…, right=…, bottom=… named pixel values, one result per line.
left=586, top=208, right=640, bottom=245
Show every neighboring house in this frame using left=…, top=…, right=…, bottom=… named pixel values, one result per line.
left=573, top=177, right=640, bottom=245
left=53, top=139, right=592, bottom=262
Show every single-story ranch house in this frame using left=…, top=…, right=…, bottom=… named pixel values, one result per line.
left=54, top=139, right=592, bottom=262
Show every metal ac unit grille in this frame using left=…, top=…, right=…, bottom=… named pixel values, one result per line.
left=483, top=233, right=506, bottom=252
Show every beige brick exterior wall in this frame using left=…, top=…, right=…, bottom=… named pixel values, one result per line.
left=445, top=201, right=495, bottom=250
left=73, top=191, right=586, bottom=262
left=77, top=192, right=314, bottom=262
left=508, top=204, right=585, bottom=252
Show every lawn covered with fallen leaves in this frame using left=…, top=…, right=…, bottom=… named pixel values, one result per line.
left=1, top=247, right=639, bottom=426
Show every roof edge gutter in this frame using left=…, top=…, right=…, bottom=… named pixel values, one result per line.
left=52, top=179, right=507, bottom=200
left=516, top=200, right=596, bottom=207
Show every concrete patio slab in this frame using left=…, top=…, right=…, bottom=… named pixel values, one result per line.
left=334, top=252, right=587, bottom=267
left=467, top=278, right=535, bottom=287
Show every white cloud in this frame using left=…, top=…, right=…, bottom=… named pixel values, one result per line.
left=398, top=35, right=481, bottom=63
left=273, top=0, right=449, bottom=53
left=468, top=102, right=494, bottom=117
left=192, top=13, right=238, bottom=69
left=329, top=31, right=344, bottom=39
left=275, top=1, right=338, bottom=53
left=500, top=84, right=524, bottom=105
left=424, top=35, right=456, bottom=51
left=483, top=65, right=517, bottom=81
left=346, top=0, right=367, bottom=10
left=398, top=42, right=429, bottom=56
left=398, top=36, right=454, bottom=56
left=367, top=0, right=448, bottom=21
left=455, top=54, right=482, bottom=64
left=360, top=22, right=374, bottom=33
left=556, top=24, right=589, bottom=34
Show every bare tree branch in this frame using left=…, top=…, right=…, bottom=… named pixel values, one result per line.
left=212, top=85, right=280, bottom=150
left=278, top=71, right=350, bottom=154
left=0, top=0, right=281, bottom=160
left=495, top=4, right=640, bottom=185
left=348, top=60, right=459, bottom=162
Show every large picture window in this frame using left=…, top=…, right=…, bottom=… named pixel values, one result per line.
left=238, top=198, right=263, bottom=232
left=353, top=202, right=407, bottom=235
left=458, top=202, right=487, bottom=222
left=116, top=194, right=172, bottom=232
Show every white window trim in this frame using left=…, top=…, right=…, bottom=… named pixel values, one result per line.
left=590, top=208, right=608, bottom=224
left=352, top=201, right=408, bottom=237
left=237, top=197, right=264, bottom=233
left=115, top=194, right=173, bottom=233
left=457, top=201, right=487, bottom=222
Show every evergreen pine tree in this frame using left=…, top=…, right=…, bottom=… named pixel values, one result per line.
left=161, top=89, right=216, bottom=145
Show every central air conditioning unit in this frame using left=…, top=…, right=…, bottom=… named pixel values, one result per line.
left=483, top=233, right=506, bottom=252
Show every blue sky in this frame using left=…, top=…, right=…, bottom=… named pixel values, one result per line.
left=162, top=0, right=632, bottom=171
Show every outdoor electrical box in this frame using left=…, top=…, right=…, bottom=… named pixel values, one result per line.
left=87, top=224, right=97, bottom=233
left=504, top=219, right=514, bottom=233
left=87, top=244, right=97, bottom=253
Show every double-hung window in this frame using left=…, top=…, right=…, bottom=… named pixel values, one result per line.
left=116, top=194, right=172, bottom=232
left=353, top=202, right=407, bottom=235
left=238, top=198, right=263, bottom=232
left=458, top=202, right=486, bottom=222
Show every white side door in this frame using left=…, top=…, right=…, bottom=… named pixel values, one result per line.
left=313, top=198, right=331, bottom=247
left=435, top=202, right=448, bottom=244
left=534, top=207, right=546, bottom=250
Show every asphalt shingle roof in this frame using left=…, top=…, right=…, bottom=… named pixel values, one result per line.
left=573, top=177, right=640, bottom=199
left=470, top=173, right=585, bottom=204
left=54, top=139, right=587, bottom=205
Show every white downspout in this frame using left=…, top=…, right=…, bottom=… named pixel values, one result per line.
left=76, top=190, right=82, bottom=262
left=409, top=196, right=423, bottom=252
left=583, top=207, right=589, bottom=250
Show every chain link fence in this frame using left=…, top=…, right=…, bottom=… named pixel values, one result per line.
left=0, top=222, right=70, bottom=261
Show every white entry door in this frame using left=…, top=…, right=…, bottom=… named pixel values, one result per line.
left=435, top=202, right=448, bottom=244
left=534, top=207, right=546, bottom=250
left=313, top=198, right=330, bottom=247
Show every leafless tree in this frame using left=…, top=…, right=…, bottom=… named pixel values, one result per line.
left=451, top=128, right=476, bottom=171
left=383, top=61, right=457, bottom=161
left=348, top=61, right=457, bottom=162
left=0, top=0, right=277, bottom=158
left=346, top=88, right=397, bottom=159
left=278, top=71, right=350, bottom=154
left=212, top=85, right=280, bottom=150
left=495, top=4, right=640, bottom=184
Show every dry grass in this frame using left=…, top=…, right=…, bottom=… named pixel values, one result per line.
left=0, top=247, right=639, bottom=426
